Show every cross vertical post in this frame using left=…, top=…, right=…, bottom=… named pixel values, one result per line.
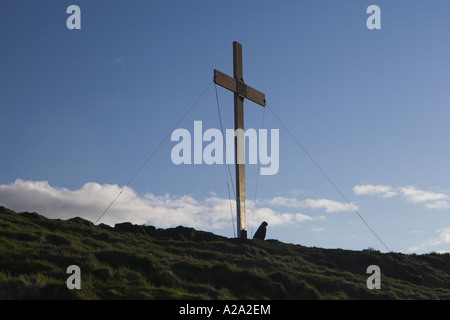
left=214, top=42, right=266, bottom=239
left=233, top=42, right=246, bottom=239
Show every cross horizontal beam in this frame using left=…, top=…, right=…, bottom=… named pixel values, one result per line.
left=214, top=69, right=266, bottom=107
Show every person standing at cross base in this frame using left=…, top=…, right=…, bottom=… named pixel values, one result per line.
left=253, top=221, right=268, bottom=240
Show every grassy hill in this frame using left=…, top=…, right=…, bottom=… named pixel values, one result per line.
left=1, top=205, right=450, bottom=300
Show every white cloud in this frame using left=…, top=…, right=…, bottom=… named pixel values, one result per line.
left=301, top=199, right=355, bottom=212
left=353, top=184, right=450, bottom=209
left=268, top=197, right=299, bottom=208
left=269, top=197, right=355, bottom=213
left=295, top=213, right=315, bottom=223
left=407, top=228, right=450, bottom=253
left=353, top=184, right=397, bottom=198
left=250, top=208, right=294, bottom=226
left=398, top=186, right=450, bottom=204
left=424, top=201, right=450, bottom=209
left=0, top=179, right=316, bottom=232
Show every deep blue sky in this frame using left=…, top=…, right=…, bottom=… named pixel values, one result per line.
left=1, top=1, right=450, bottom=253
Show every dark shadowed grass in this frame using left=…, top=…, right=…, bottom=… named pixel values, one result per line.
left=1, top=206, right=450, bottom=300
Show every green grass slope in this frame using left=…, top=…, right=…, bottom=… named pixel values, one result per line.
left=1, top=206, right=450, bottom=300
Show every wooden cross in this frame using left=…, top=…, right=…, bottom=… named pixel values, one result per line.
left=214, top=41, right=266, bottom=239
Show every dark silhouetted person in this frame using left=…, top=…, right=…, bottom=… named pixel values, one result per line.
left=253, top=221, right=268, bottom=240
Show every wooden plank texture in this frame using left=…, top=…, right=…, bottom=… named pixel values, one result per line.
left=214, top=69, right=266, bottom=107
left=213, top=42, right=267, bottom=239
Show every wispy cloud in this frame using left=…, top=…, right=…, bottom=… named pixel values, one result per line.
left=249, top=207, right=314, bottom=226
left=113, top=56, right=124, bottom=64
left=407, top=228, right=450, bottom=253
left=353, top=184, right=397, bottom=198
left=269, top=197, right=355, bottom=213
left=353, top=184, right=450, bottom=209
left=398, top=186, right=450, bottom=206
left=112, top=56, right=127, bottom=70
left=0, top=179, right=317, bottom=232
